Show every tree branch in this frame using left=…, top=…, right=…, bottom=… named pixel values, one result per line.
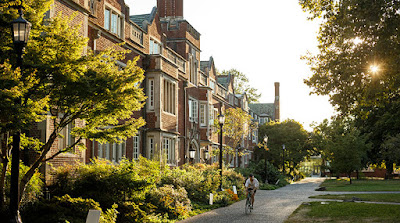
left=44, top=137, right=83, bottom=162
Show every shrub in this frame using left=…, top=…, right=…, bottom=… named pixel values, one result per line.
left=21, top=195, right=117, bottom=223
left=1, top=162, right=43, bottom=213
left=236, top=160, right=282, bottom=185
left=212, top=191, right=231, bottom=207
left=147, top=185, right=191, bottom=220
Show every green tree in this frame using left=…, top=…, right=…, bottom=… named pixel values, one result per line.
left=0, top=0, right=146, bottom=212
left=216, top=107, right=255, bottom=167
left=312, top=118, right=370, bottom=183
left=258, top=120, right=309, bottom=177
left=299, top=0, right=400, bottom=167
left=220, top=69, right=261, bottom=103
left=380, top=134, right=400, bottom=179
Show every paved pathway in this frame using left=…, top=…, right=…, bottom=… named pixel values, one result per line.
left=179, top=177, right=326, bottom=223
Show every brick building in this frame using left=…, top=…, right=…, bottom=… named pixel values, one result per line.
left=33, top=0, right=278, bottom=179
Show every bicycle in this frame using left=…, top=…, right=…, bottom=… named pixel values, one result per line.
left=245, top=188, right=253, bottom=214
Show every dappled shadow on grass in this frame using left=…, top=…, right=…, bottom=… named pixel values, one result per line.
left=285, top=201, right=400, bottom=223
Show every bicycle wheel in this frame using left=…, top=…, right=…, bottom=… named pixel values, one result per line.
left=245, top=198, right=251, bottom=214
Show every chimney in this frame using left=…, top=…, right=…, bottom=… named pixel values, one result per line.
left=157, top=0, right=184, bottom=18
left=274, top=82, right=280, bottom=121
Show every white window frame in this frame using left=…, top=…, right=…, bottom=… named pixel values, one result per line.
left=147, top=136, right=154, bottom=159
left=148, top=78, right=154, bottom=110
left=150, top=39, right=161, bottom=54
left=104, top=6, right=124, bottom=38
left=200, top=103, right=206, bottom=127
left=58, top=122, right=75, bottom=152
left=189, top=98, right=198, bottom=123
left=133, top=136, right=140, bottom=160
left=163, top=136, right=175, bottom=165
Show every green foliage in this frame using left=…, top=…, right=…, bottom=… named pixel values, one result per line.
left=0, top=0, right=146, bottom=210
left=21, top=195, right=117, bottom=223
left=312, top=118, right=370, bottom=181
left=257, top=120, right=309, bottom=176
left=1, top=162, right=43, bottom=208
left=147, top=185, right=191, bottom=220
left=49, top=159, right=244, bottom=222
left=299, top=0, right=400, bottom=165
left=51, top=159, right=153, bottom=208
left=219, top=69, right=261, bottom=103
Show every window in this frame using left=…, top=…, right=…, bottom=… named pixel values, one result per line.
left=163, top=137, right=175, bottom=165
left=89, top=0, right=98, bottom=16
left=200, top=73, right=207, bottom=86
left=252, top=130, right=258, bottom=143
left=148, top=78, right=154, bottom=110
left=130, top=24, right=143, bottom=45
left=209, top=104, right=214, bottom=126
left=98, top=141, right=126, bottom=163
left=163, top=79, right=176, bottom=114
left=133, top=136, right=139, bottom=160
left=150, top=39, right=161, bottom=54
left=147, top=136, right=154, bottom=159
left=58, top=123, right=75, bottom=151
left=200, top=103, right=206, bottom=126
left=188, top=99, right=198, bottom=123
left=210, top=80, right=215, bottom=94
left=104, top=8, right=124, bottom=37
left=189, top=49, right=197, bottom=85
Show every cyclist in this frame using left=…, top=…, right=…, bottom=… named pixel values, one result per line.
left=245, top=174, right=259, bottom=208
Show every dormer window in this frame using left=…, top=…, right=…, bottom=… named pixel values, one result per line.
left=150, top=39, right=161, bottom=54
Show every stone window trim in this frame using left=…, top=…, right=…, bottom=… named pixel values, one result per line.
left=133, top=135, right=140, bottom=160
left=104, top=4, right=125, bottom=38
left=163, top=77, right=176, bottom=115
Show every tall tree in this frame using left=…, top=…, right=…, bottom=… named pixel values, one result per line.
left=312, top=118, right=370, bottom=183
left=258, top=120, right=309, bottom=177
left=0, top=0, right=146, bottom=212
left=220, top=69, right=261, bottom=103
left=299, top=0, right=400, bottom=164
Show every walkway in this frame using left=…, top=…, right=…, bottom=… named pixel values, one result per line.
left=179, top=177, right=325, bottom=223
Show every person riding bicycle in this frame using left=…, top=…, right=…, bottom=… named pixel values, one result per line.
left=245, top=174, right=259, bottom=208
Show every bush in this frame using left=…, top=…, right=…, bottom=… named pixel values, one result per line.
left=0, top=162, right=43, bottom=217
left=236, top=159, right=282, bottom=185
left=50, top=158, right=154, bottom=208
left=147, top=185, right=191, bottom=220
left=21, top=195, right=117, bottom=223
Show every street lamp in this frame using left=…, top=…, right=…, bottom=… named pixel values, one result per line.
left=10, top=6, right=31, bottom=223
left=282, top=144, right=286, bottom=175
left=218, top=114, right=225, bottom=191
left=204, top=148, right=210, bottom=163
left=189, top=147, right=196, bottom=164
left=263, top=135, right=268, bottom=183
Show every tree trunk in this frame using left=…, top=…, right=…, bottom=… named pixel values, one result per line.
left=18, top=131, right=58, bottom=205
left=348, top=174, right=352, bottom=184
left=386, top=161, right=394, bottom=180
left=0, top=158, right=8, bottom=211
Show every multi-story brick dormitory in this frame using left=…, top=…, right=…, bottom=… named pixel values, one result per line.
left=30, top=0, right=279, bottom=181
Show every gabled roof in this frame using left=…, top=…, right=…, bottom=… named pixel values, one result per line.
left=249, top=103, right=275, bottom=117
left=216, top=74, right=232, bottom=89
left=130, top=7, right=157, bottom=32
left=200, top=56, right=214, bottom=73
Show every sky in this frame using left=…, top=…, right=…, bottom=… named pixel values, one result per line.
left=127, top=0, right=335, bottom=131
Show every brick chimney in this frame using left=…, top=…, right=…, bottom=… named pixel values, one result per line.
left=274, top=82, right=280, bottom=121
left=157, top=0, right=183, bottom=18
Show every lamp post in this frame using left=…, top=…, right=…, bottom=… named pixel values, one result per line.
left=204, top=148, right=210, bottom=164
left=189, top=147, right=196, bottom=164
left=263, top=136, right=268, bottom=183
left=10, top=6, right=31, bottom=223
left=218, top=114, right=225, bottom=191
left=282, top=144, right=286, bottom=175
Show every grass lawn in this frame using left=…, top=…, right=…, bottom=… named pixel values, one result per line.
left=310, top=193, right=400, bottom=203
left=285, top=201, right=400, bottom=223
left=320, top=179, right=400, bottom=191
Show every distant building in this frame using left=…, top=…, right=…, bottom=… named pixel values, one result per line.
left=249, top=82, right=280, bottom=125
